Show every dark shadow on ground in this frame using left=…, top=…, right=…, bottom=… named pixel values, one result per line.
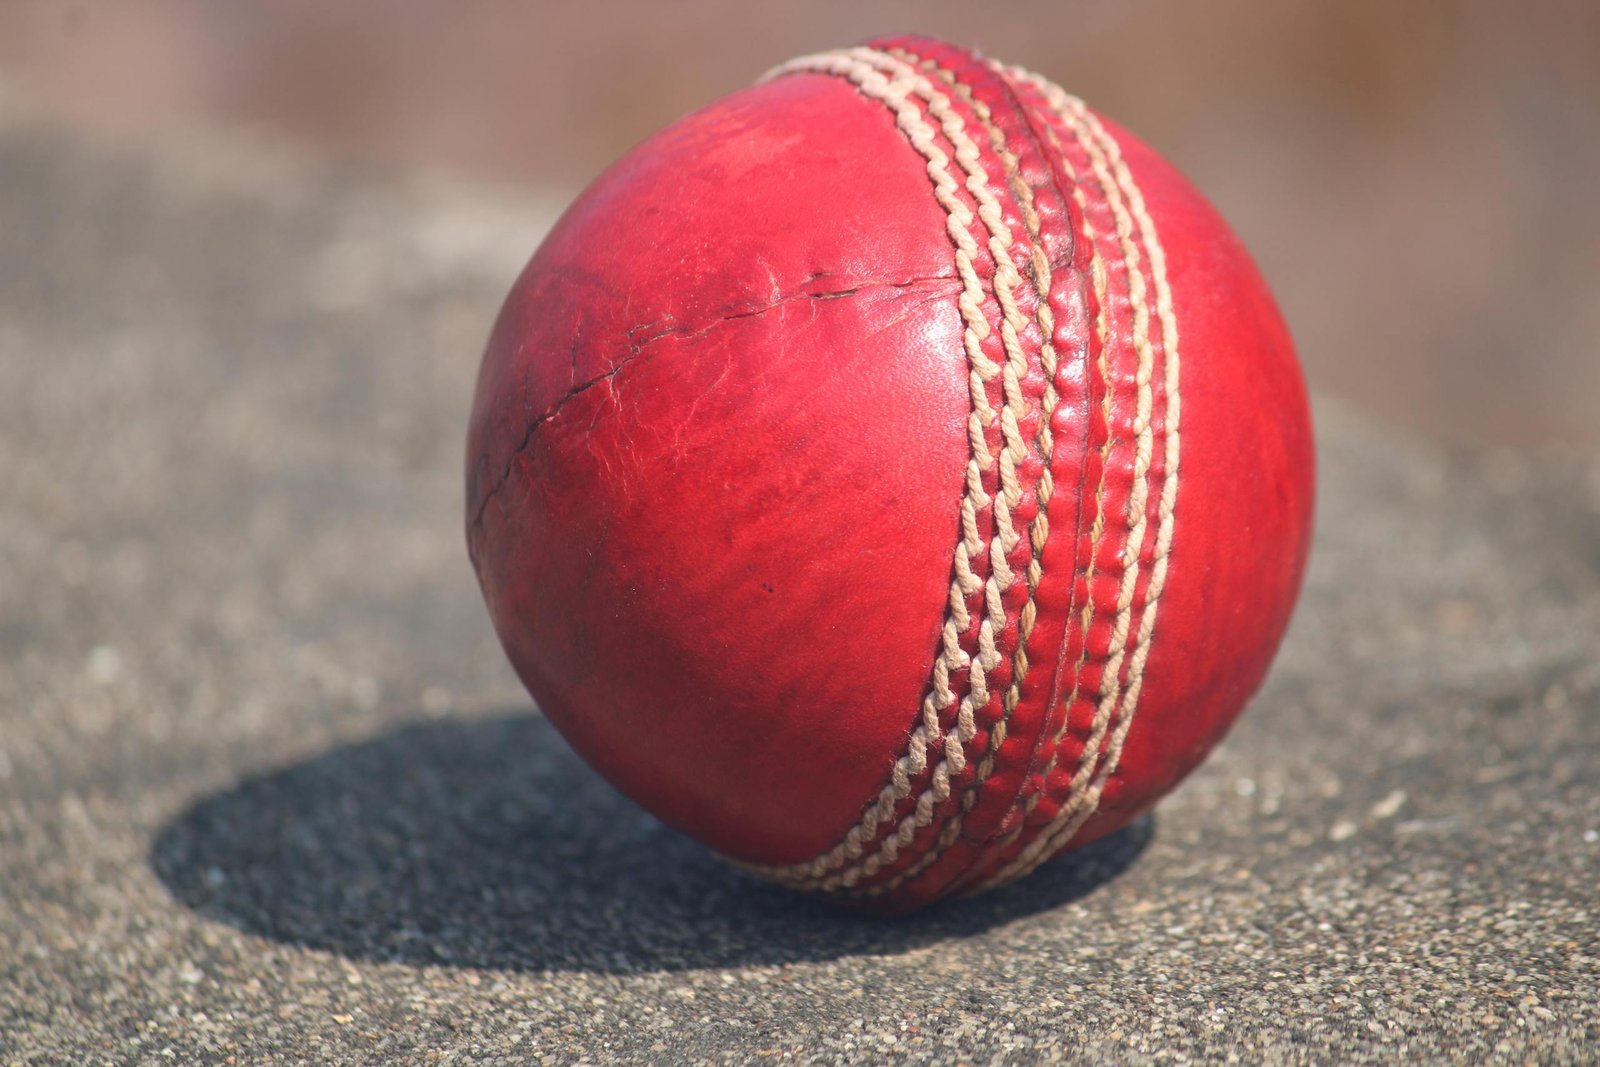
left=151, top=710, right=1152, bottom=974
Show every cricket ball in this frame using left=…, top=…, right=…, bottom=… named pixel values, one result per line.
left=466, top=36, right=1313, bottom=910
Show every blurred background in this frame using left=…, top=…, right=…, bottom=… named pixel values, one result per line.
left=1, top=0, right=1597, bottom=445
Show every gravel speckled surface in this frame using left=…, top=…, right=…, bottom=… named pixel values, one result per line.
left=2, top=103, right=1597, bottom=1065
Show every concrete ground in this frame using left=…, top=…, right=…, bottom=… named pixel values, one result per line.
left=1, top=101, right=1597, bottom=1065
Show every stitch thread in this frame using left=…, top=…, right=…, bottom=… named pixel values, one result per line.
left=956, top=83, right=1112, bottom=880
left=972, top=71, right=1133, bottom=874
left=978, top=71, right=1182, bottom=889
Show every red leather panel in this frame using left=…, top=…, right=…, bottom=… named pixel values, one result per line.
left=467, top=73, right=978, bottom=863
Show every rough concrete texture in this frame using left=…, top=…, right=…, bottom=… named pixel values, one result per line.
left=1, top=105, right=1597, bottom=1065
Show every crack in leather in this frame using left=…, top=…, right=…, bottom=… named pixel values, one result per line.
left=468, top=274, right=960, bottom=534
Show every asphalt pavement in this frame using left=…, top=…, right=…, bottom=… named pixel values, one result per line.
left=1, top=102, right=1596, bottom=1065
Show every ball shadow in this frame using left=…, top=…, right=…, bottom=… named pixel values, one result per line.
left=151, top=710, right=1152, bottom=973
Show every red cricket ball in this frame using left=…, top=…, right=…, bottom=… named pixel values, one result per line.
left=466, top=35, right=1313, bottom=910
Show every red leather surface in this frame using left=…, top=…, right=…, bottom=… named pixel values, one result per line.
left=467, top=72, right=978, bottom=864
left=467, top=36, right=1314, bottom=908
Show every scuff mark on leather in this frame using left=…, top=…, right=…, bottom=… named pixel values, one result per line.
left=468, top=274, right=961, bottom=533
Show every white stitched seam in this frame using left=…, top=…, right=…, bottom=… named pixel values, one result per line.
left=978, top=70, right=1182, bottom=890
